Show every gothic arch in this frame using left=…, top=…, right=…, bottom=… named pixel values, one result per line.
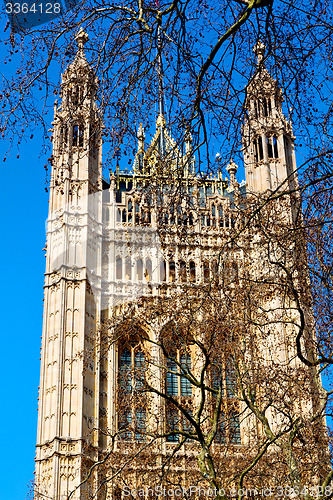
left=159, top=321, right=195, bottom=442
left=115, top=321, right=153, bottom=442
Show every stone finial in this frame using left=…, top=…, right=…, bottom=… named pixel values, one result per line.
left=253, top=40, right=266, bottom=66
left=227, top=159, right=238, bottom=184
left=75, top=28, right=89, bottom=54
left=109, top=173, right=116, bottom=190
left=185, top=127, right=192, bottom=155
left=156, top=113, right=166, bottom=129
left=137, top=123, right=145, bottom=139
left=137, top=123, right=145, bottom=152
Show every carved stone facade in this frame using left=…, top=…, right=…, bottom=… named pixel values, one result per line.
left=35, top=32, right=324, bottom=500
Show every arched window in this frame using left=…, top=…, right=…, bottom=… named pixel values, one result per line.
left=179, top=261, right=187, bottom=282
left=72, top=123, right=84, bottom=147
left=263, top=97, right=268, bottom=117
left=137, top=259, right=143, bottom=281
left=60, top=125, right=68, bottom=148
left=119, top=342, right=147, bottom=441
left=71, top=85, right=83, bottom=106
left=125, top=257, right=132, bottom=280
left=180, top=352, right=192, bottom=396
left=203, top=261, right=210, bottom=282
left=160, top=260, right=166, bottom=282
left=211, top=205, right=216, bottom=226
left=170, top=205, right=175, bottom=225
left=135, top=201, right=140, bottom=225
left=254, top=100, right=258, bottom=119
left=122, top=209, right=127, bottom=223
left=189, top=261, right=196, bottom=282
left=169, top=261, right=176, bottom=282
left=189, top=213, right=194, bottom=226
left=177, top=206, right=182, bottom=225
left=128, top=199, right=133, bottom=223
left=267, top=135, right=279, bottom=159
left=254, top=137, right=264, bottom=162
left=116, top=257, right=122, bottom=280
left=117, top=209, right=121, bottom=223
left=268, top=96, right=272, bottom=115
left=120, top=348, right=131, bottom=394
left=273, top=135, right=278, bottom=158
left=145, top=258, right=152, bottom=282
left=219, top=206, right=224, bottom=228
left=165, top=348, right=193, bottom=442
left=166, top=352, right=192, bottom=398
left=211, top=359, right=241, bottom=445
left=255, top=100, right=260, bottom=118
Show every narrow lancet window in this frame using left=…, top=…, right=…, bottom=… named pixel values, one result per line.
left=189, top=261, right=196, bottom=282
left=116, top=257, right=122, bottom=280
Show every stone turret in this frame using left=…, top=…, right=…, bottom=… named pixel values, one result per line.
left=243, top=41, right=297, bottom=194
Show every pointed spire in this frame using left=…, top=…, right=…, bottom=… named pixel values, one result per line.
left=115, top=147, right=120, bottom=175
left=157, top=26, right=165, bottom=120
left=156, top=26, right=166, bottom=155
left=253, top=40, right=266, bottom=67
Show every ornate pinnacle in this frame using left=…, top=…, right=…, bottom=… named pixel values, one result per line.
left=156, top=113, right=166, bottom=129
left=137, top=123, right=145, bottom=152
left=75, top=28, right=89, bottom=55
left=253, top=40, right=266, bottom=67
left=185, top=127, right=192, bottom=155
left=227, top=159, right=238, bottom=184
left=137, top=123, right=145, bottom=139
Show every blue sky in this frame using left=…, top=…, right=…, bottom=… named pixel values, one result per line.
left=0, top=136, right=49, bottom=500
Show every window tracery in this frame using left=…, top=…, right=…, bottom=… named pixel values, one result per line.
left=211, top=359, right=241, bottom=445
left=118, top=340, right=147, bottom=441
left=267, top=135, right=279, bottom=159
left=165, top=348, right=193, bottom=442
left=72, top=123, right=84, bottom=148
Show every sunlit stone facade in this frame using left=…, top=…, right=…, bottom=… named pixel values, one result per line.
left=35, top=31, right=317, bottom=500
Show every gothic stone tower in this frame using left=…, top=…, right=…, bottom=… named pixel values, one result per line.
left=242, top=41, right=297, bottom=194
left=35, top=29, right=104, bottom=500
left=36, top=33, right=324, bottom=500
